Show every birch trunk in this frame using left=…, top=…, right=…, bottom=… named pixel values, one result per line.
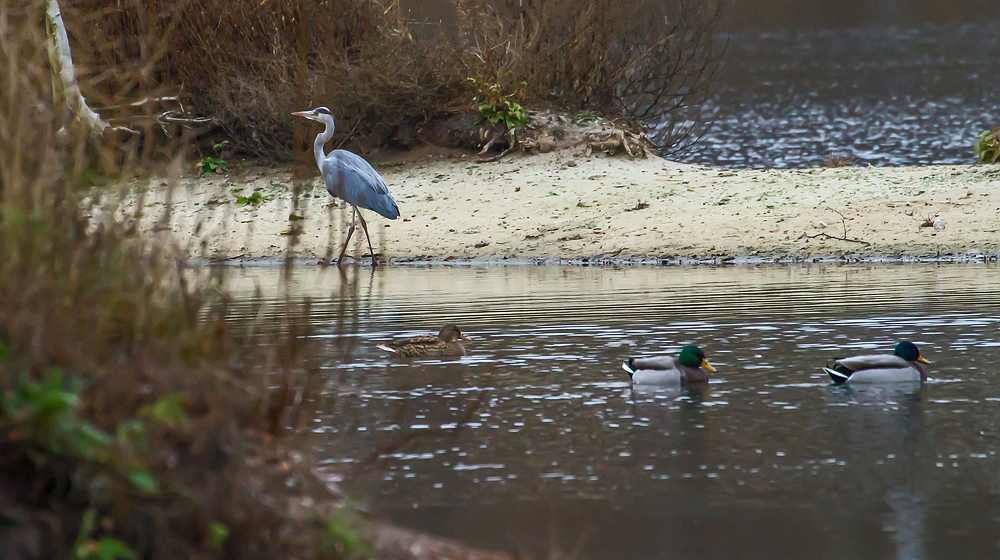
left=44, top=0, right=132, bottom=136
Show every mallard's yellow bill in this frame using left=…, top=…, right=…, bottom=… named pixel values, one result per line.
left=917, top=356, right=931, bottom=364
left=701, top=359, right=717, bottom=372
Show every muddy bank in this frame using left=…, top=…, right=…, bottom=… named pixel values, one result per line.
left=120, top=149, right=1000, bottom=262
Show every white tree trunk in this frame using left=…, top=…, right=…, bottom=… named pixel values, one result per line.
left=45, top=0, right=133, bottom=136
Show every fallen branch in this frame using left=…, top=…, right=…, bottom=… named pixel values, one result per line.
left=797, top=232, right=871, bottom=246
left=475, top=144, right=516, bottom=163
left=826, top=206, right=849, bottom=239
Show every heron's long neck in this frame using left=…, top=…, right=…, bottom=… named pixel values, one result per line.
left=314, top=117, right=335, bottom=167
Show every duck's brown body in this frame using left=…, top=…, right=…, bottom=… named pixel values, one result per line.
left=377, top=324, right=470, bottom=358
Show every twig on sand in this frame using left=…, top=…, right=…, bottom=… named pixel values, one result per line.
left=827, top=206, right=849, bottom=239
left=797, top=232, right=871, bottom=246
left=919, top=213, right=940, bottom=228
left=799, top=206, right=871, bottom=245
left=476, top=144, right=516, bottom=163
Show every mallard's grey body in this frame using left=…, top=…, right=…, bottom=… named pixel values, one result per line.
left=824, top=342, right=930, bottom=384
left=622, top=347, right=715, bottom=386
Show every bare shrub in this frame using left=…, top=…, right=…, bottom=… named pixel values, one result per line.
left=60, top=0, right=722, bottom=158
left=65, top=0, right=467, bottom=158
left=456, top=0, right=725, bottom=154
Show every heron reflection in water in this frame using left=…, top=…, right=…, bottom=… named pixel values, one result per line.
left=293, top=107, right=400, bottom=267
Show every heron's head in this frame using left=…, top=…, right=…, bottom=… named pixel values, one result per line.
left=292, top=106, right=334, bottom=123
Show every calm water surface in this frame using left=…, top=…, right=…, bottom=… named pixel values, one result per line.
left=230, top=264, right=1000, bottom=559
left=677, top=22, right=1000, bottom=168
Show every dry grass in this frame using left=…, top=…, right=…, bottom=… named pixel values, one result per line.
left=59, top=0, right=722, bottom=160
left=65, top=0, right=468, bottom=158
left=455, top=0, right=724, bottom=153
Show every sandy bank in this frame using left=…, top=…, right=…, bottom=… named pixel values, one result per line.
left=121, top=149, right=1000, bottom=263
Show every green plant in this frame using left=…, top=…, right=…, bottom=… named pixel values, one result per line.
left=74, top=509, right=136, bottom=560
left=197, top=156, right=227, bottom=175
left=2, top=370, right=112, bottom=460
left=198, top=141, right=230, bottom=175
left=236, top=191, right=266, bottom=206
left=477, top=99, right=529, bottom=129
left=320, top=508, right=372, bottom=560
left=209, top=522, right=229, bottom=549
left=974, top=127, right=1000, bottom=164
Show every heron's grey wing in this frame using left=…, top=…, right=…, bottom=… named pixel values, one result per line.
left=321, top=150, right=400, bottom=220
left=630, top=356, right=680, bottom=370
left=836, top=354, right=911, bottom=372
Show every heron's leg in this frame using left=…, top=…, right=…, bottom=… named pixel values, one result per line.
left=354, top=209, right=378, bottom=268
left=337, top=206, right=357, bottom=265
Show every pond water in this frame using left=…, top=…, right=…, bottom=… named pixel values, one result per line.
left=230, top=263, right=1000, bottom=559
left=678, top=21, right=1000, bottom=168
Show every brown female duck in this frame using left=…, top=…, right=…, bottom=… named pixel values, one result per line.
left=377, top=324, right=471, bottom=358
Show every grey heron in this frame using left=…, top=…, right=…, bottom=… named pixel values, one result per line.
left=292, top=106, right=399, bottom=266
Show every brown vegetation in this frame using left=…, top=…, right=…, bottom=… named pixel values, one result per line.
left=2, top=2, right=362, bottom=558
left=62, top=0, right=722, bottom=159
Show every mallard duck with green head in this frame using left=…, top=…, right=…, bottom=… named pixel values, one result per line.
left=824, top=341, right=931, bottom=384
left=377, top=324, right=472, bottom=358
left=622, top=345, right=716, bottom=385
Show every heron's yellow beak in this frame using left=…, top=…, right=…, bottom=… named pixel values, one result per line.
left=291, top=111, right=312, bottom=118
left=917, top=356, right=931, bottom=364
left=701, top=359, right=717, bottom=372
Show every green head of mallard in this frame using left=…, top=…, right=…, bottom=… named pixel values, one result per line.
left=678, top=345, right=716, bottom=372
left=438, top=324, right=472, bottom=343
left=894, top=341, right=931, bottom=364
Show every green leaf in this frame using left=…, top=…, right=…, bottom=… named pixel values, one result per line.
left=126, top=468, right=158, bottom=494
left=76, top=538, right=136, bottom=560
left=138, top=393, right=187, bottom=428
left=93, top=539, right=136, bottom=560
left=72, top=424, right=112, bottom=459
left=236, top=191, right=265, bottom=207
left=75, top=508, right=97, bottom=549
left=209, top=522, right=229, bottom=549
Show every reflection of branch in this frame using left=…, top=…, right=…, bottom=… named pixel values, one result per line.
left=352, top=391, right=489, bottom=472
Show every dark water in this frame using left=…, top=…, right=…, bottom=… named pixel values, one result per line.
left=675, top=22, right=1000, bottom=168
left=230, top=264, right=1000, bottom=559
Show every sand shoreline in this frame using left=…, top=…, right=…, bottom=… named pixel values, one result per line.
left=122, top=149, right=1000, bottom=263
